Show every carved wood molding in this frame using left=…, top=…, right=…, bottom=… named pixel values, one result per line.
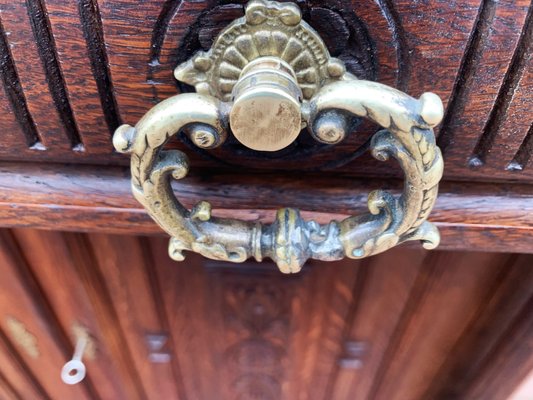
left=0, top=162, right=531, bottom=254
left=0, top=0, right=530, bottom=182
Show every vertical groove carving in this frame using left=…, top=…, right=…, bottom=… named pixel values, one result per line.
left=147, top=0, right=197, bottom=105
left=508, top=123, right=533, bottom=171
left=323, top=260, right=370, bottom=398
left=366, top=253, right=434, bottom=400
left=140, top=239, right=188, bottom=400
left=0, top=19, right=42, bottom=149
left=148, top=0, right=185, bottom=67
left=0, top=230, right=100, bottom=399
left=470, top=5, right=533, bottom=167
left=374, top=0, right=410, bottom=90
left=0, top=328, right=50, bottom=399
left=25, top=0, right=83, bottom=150
left=437, top=0, right=497, bottom=154
left=78, top=0, right=122, bottom=136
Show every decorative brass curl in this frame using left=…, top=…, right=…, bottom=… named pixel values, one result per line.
left=113, top=0, right=444, bottom=273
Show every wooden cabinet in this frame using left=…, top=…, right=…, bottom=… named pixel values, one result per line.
left=0, top=229, right=532, bottom=400
left=0, top=0, right=530, bottom=181
left=0, top=0, right=531, bottom=252
left=0, top=0, right=531, bottom=399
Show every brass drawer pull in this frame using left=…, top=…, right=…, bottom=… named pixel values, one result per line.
left=113, top=0, right=444, bottom=273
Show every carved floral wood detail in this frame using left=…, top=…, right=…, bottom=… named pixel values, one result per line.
left=217, top=268, right=293, bottom=400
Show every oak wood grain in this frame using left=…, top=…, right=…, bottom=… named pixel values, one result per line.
left=0, top=229, right=531, bottom=399
left=45, top=0, right=117, bottom=151
left=0, top=230, right=92, bottom=399
left=0, top=162, right=531, bottom=254
left=0, top=0, right=531, bottom=182
left=11, top=228, right=129, bottom=400
left=87, top=233, right=185, bottom=400
left=438, top=0, right=530, bottom=170
left=0, top=0, right=73, bottom=151
left=0, top=1, right=531, bottom=398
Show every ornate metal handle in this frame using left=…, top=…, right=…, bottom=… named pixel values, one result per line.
left=113, top=0, right=444, bottom=273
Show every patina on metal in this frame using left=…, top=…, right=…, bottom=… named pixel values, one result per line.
left=172, top=0, right=349, bottom=151
left=113, top=0, right=444, bottom=273
left=229, top=57, right=303, bottom=151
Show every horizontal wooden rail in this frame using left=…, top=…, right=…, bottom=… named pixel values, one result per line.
left=0, top=162, right=531, bottom=253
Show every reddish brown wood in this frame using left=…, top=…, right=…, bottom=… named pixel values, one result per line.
left=0, top=329, right=48, bottom=399
left=484, top=12, right=533, bottom=171
left=148, top=238, right=365, bottom=400
left=0, top=32, right=30, bottom=152
left=328, top=249, right=428, bottom=399
left=0, top=162, right=531, bottom=253
left=60, top=233, right=150, bottom=400
left=0, top=1, right=532, bottom=398
left=0, top=1, right=72, bottom=151
left=423, top=254, right=533, bottom=399
left=0, top=230, right=531, bottom=399
left=438, top=1, right=530, bottom=169
left=464, top=295, right=533, bottom=400
left=147, top=241, right=226, bottom=400
left=0, top=230, right=91, bottom=399
left=87, top=233, right=185, bottom=400
left=0, top=0, right=531, bottom=182
left=0, top=373, right=17, bottom=400
left=11, top=229, right=129, bottom=400
left=98, top=0, right=166, bottom=124
left=45, top=0, right=117, bottom=152
left=364, top=251, right=512, bottom=400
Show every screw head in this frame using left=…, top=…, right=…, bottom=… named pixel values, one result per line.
left=311, top=111, right=348, bottom=144
left=187, top=124, right=221, bottom=149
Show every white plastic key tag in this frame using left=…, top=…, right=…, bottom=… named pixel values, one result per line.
left=61, top=336, right=87, bottom=385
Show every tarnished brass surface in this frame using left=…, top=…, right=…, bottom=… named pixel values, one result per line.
left=230, top=57, right=302, bottom=151
left=173, top=0, right=348, bottom=151
left=113, top=0, right=444, bottom=273
left=173, top=0, right=347, bottom=102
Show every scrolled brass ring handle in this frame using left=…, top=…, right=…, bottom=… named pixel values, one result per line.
left=113, top=0, right=444, bottom=273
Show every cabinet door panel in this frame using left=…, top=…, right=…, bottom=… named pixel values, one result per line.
left=12, top=229, right=129, bottom=400
left=0, top=230, right=532, bottom=399
left=87, top=233, right=183, bottom=400
left=0, top=231, right=90, bottom=399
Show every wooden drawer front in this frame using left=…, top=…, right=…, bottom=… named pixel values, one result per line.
left=0, top=228, right=532, bottom=399
left=0, top=1, right=531, bottom=182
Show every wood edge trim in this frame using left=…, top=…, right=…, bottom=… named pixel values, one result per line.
left=0, top=162, right=531, bottom=253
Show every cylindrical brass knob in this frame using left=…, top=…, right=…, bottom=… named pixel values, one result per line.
left=229, top=57, right=302, bottom=152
